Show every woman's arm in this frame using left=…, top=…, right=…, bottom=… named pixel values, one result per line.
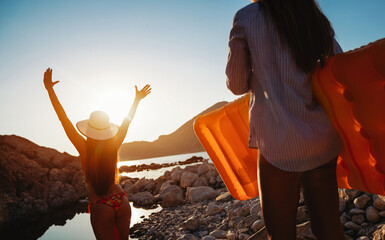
left=44, top=68, right=86, bottom=155
left=226, top=11, right=251, bottom=95
left=115, top=84, right=151, bottom=146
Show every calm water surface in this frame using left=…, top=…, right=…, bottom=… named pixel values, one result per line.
left=38, top=152, right=209, bottom=240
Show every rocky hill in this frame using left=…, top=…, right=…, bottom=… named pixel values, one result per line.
left=0, top=135, right=87, bottom=233
left=119, top=101, right=228, bottom=160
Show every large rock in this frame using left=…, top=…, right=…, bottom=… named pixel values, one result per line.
left=131, top=178, right=154, bottom=194
left=353, top=194, right=371, bottom=209
left=186, top=186, right=219, bottom=203
left=193, top=176, right=209, bottom=187
left=159, top=185, right=185, bottom=207
left=197, top=162, right=210, bottom=176
left=373, top=194, right=385, bottom=211
left=171, top=167, right=183, bottom=182
left=180, top=172, right=198, bottom=188
left=131, top=191, right=156, bottom=206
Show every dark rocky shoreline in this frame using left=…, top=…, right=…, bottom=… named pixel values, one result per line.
left=124, top=161, right=385, bottom=240
left=0, top=135, right=87, bottom=235
left=2, top=134, right=385, bottom=240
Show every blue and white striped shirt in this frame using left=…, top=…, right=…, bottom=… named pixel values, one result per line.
left=226, top=2, right=343, bottom=172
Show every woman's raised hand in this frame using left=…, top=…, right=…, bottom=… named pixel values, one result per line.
left=135, top=84, right=151, bottom=101
left=43, top=68, right=60, bottom=90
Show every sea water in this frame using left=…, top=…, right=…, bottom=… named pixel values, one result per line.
left=38, top=152, right=209, bottom=240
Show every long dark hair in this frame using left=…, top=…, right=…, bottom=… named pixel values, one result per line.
left=85, top=138, right=119, bottom=195
left=259, top=0, right=335, bottom=73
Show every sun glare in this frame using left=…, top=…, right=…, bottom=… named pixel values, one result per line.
left=85, top=85, right=132, bottom=125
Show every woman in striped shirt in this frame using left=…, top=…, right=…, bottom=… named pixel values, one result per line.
left=226, top=0, right=345, bottom=239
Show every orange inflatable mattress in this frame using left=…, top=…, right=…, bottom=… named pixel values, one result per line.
left=194, top=38, right=385, bottom=200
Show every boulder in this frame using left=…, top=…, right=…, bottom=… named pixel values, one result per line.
left=159, top=185, right=185, bottom=207
left=205, top=168, right=218, bottom=179
left=197, top=162, right=210, bottom=176
left=131, top=178, right=152, bottom=193
left=192, top=176, right=208, bottom=187
left=186, top=186, right=219, bottom=203
left=171, top=167, right=183, bottom=182
left=180, top=172, right=198, bottom=188
left=132, top=191, right=156, bottom=206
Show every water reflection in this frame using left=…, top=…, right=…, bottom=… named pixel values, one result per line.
left=1, top=203, right=88, bottom=240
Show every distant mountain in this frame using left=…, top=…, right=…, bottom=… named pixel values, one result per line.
left=119, top=101, right=228, bottom=160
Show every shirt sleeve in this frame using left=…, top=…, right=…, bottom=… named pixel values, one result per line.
left=226, top=12, right=251, bottom=95
left=333, top=38, right=343, bottom=54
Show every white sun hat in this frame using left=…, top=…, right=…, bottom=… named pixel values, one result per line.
left=76, top=111, right=119, bottom=140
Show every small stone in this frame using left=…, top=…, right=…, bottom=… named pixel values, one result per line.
left=209, top=230, right=227, bottom=238
left=366, top=206, right=380, bottom=223
left=197, top=231, right=209, bottom=238
left=238, top=214, right=259, bottom=229
left=344, top=221, right=361, bottom=230
left=177, top=234, right=198, bottom=240
left=373, top=194, right=385, bottom=211
left=297, top=206, right=309, bottom=224
left=182, top=216, right=201, bottom=231
left=216, top=192, right=232, bottom=202
left=226, top=231, right=237, bottom=240
left=238, top=233, right=250, bottom=240
left=353, top=194, right=370, bottom=209
left=250, top=200, right=261, bottom=215
left=356, top=236, right=370, bottom=240
left=339, top=189, right=361, bottom=201
left=251, top=219, right=265, bottom=232
left=340, top=198, right=348, bottom=212
left=379, top=210, right=385, bottom=217
left=296, top=221, right=316, bottom=239
left=206, top=203, right=223, bottom=216
left=238, top=205, right=251, bottom=217
left=352, top=214, right=365, bottom=225
left=350, top=208, right=366, bottom=215
left=201, top=236, right=215, bottom=240
left=340, top=212, right=349, bottom=225
left=372, top=224, right=385, bottom=239
left=361, top=222, right=370, bottom=228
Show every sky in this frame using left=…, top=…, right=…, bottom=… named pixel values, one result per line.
left=0, top=0, right=384, bottom=156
